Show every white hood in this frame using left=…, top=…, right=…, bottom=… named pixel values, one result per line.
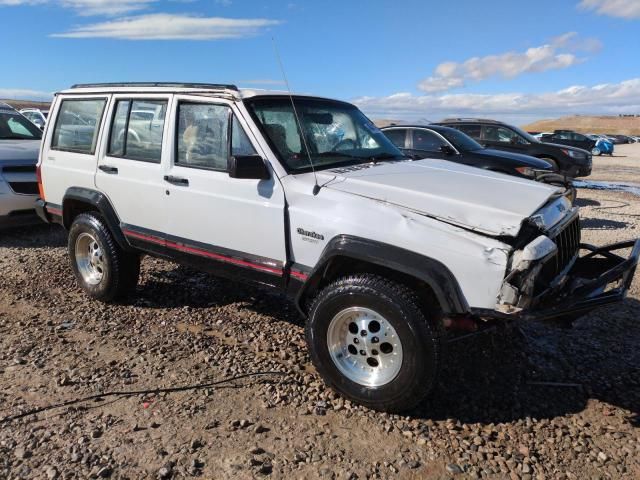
left=319, top=159, right=560, bottom=237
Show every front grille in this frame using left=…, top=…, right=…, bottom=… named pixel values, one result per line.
left=8, top=182, right=39, bottom=195
left=539, top=216, right=581, bottom=284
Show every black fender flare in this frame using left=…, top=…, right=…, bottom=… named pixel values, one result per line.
left=62, top=187, right=132, bottom=251
left=296, top=235, right=469, bottom=316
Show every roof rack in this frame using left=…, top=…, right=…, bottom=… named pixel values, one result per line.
left=441, top=117, right=503, bottom=124
left=70, top=82, right=238, bottom=91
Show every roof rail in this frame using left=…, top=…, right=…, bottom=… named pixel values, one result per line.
left=440, top=117, right=502, bottom=124
left=70, top=82, right=238, bottom=91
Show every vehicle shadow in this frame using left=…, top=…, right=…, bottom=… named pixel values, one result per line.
left=575, top=198, right=601, bottom=207
left=133, top=263, right=304, bottom=325
left=411, top=298, right=640, bottom=426
left=0, top=223, right=66, bottom=248
left=580, top=218, right=629, bottom=230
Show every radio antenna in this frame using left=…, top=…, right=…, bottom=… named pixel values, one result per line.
left=272, top=37, right=321, bottom=195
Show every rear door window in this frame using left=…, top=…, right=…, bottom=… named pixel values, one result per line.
left=107, top=99, right=167, bottom=163
left=51, top=99, right=106, bottom=154
left=456, top=124, right=481, bottom=139
left=383, top=129, right=407, bottom=148
left=412, top=129, right=447, bottom=152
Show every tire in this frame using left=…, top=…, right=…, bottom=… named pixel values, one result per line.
left=539, top=157, right=559, bottom=172
left=591, top=147, right=601, bottom=156
left=68, top=212, right=140, bottom=302
left=306, top=274, right=441, bottom=412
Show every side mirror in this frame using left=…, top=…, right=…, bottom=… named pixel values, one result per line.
left=439, top=145, right=455, bottom=155
left=229, top=155, right=270, bottom=180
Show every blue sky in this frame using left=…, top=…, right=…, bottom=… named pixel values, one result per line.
left=1, top=0, right=639, bottom=123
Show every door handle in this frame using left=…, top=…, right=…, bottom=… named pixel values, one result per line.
left=99, top=165, right=118, bottom=174
left=163, top=175, right=189, bottom=186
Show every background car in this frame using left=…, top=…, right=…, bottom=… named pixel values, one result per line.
left=0, top=102, right=42, bottom=228
left=19, top=108, right=48, bottom=129
left=381, top=125, right=554, bottom=179
left=539, top=130, right=596, bottom=153
left=435, top=118, right=592, bottom=178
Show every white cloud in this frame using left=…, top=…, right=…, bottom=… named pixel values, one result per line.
left=0, top=88, right=53, bottom=100
left=354, top=78, right=640, bottom=123
left=579, top=0, right=640, bottom=18
left=51, top=13, right=281, bottom=39
left=60, top=0, right=154, bottom=16
left=418, top=32, right=601, bottom=93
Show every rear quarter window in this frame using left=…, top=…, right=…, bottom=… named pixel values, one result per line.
left=51, top=98, right=107, bottom=154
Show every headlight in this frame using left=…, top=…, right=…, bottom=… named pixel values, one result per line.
left=515, top=166, right=536, bottom=177
left=561, top=149, right=586, bottom=159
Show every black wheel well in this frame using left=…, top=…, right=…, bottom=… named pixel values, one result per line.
left=299, top=255, right=442, bottom=318
left=62, top=199, right=99, bottom=229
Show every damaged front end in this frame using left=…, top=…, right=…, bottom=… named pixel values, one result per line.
left=484, top=198, right=639, bottom=321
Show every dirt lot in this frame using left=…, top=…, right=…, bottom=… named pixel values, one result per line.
left=1, top=146, right=640, bottom=479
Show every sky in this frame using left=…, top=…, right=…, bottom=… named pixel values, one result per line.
left=1, top=0, right=640, bottom=124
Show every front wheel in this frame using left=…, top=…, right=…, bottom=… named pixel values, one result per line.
left=591, top=147, right=601, bottom=156
left=306, top=274, right=441, bottom=412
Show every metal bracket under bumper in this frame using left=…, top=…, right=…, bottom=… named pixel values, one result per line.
left=473, top=239, right=640, bottom=322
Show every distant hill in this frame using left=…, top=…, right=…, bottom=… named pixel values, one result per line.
left=1, top=99, right=51, bottom=111
left=522, top=115, right=640, bottom=135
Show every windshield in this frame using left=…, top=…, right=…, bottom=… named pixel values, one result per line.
left=437, top=127, right=483, bottom=152
left=246, top=97, right=405, bottom=172
left=0, top=112, right=42, bottom=140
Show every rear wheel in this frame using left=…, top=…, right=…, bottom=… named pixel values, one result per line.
left=306, top=274, right=441, bottom=412
left=68, top=212, right=140, bottom=302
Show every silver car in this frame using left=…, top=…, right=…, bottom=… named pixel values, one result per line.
left=0, top=102, right=42, bottom=227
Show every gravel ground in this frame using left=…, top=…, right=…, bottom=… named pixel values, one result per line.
left=1, top=147, right=640, bottom=479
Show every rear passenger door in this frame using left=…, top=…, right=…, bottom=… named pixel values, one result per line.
left=162, top=96, right=287, bottom=287
left=95, top=95, right=171, bottom=234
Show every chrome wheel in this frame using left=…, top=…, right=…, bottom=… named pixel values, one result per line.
left=591, top=147, right=601, bottom=156
left=327, top=307, right=403, bottom=387
left=75, top=232, right=105, bottom=286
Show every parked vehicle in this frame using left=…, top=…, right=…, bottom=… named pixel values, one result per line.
left=36, top=83, right=639, bottom=412
left=586, top=135, right=614, bottom=156
left=19, top=108, right=48, bottom=129
left=539, top=130, right=597, bottom=154
left=605, top=134, right=628, bottom=144
left=380, top=125, right=574, bottom=199
left=435, top=119, right=592, bottom=178
left=0, top=102, right=42, bottom=228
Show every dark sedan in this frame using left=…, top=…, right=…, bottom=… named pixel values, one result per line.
left=381, top=124, right=556, bottom=180
left=540, top=130, right=597, bottom=153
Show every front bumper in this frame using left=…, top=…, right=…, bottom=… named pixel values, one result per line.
left=474, top=239, right=639, bottom=321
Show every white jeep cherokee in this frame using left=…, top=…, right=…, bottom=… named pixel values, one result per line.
left=36, top=83, right=639, bottom=412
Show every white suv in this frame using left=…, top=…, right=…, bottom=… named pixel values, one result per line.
left=36, top=83, right=639, bottom=412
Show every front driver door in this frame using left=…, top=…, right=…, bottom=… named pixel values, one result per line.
left=163, top=96, right=287, bottom=288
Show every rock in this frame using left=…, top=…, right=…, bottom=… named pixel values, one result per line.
left=157, top=463, right=174, bottom=479
left=597, top=452, right=608, bottom=463
left=250, top=446, right=265, bottom=455
left=260, top=463, right=273, bottom=474
left=254, top=424, right=270, bottom=434
left=446, top=463, right=463, bottom=475
left=14, top=447, right=31, bottom=459
left=45, top=466, right=58, bottom=479
left=97, top=466, right=112, bottom=478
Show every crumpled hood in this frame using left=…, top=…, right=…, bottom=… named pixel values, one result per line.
left=321, top=159, right=561, bottom=237
left=0, top=140, right=41, bottom=165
